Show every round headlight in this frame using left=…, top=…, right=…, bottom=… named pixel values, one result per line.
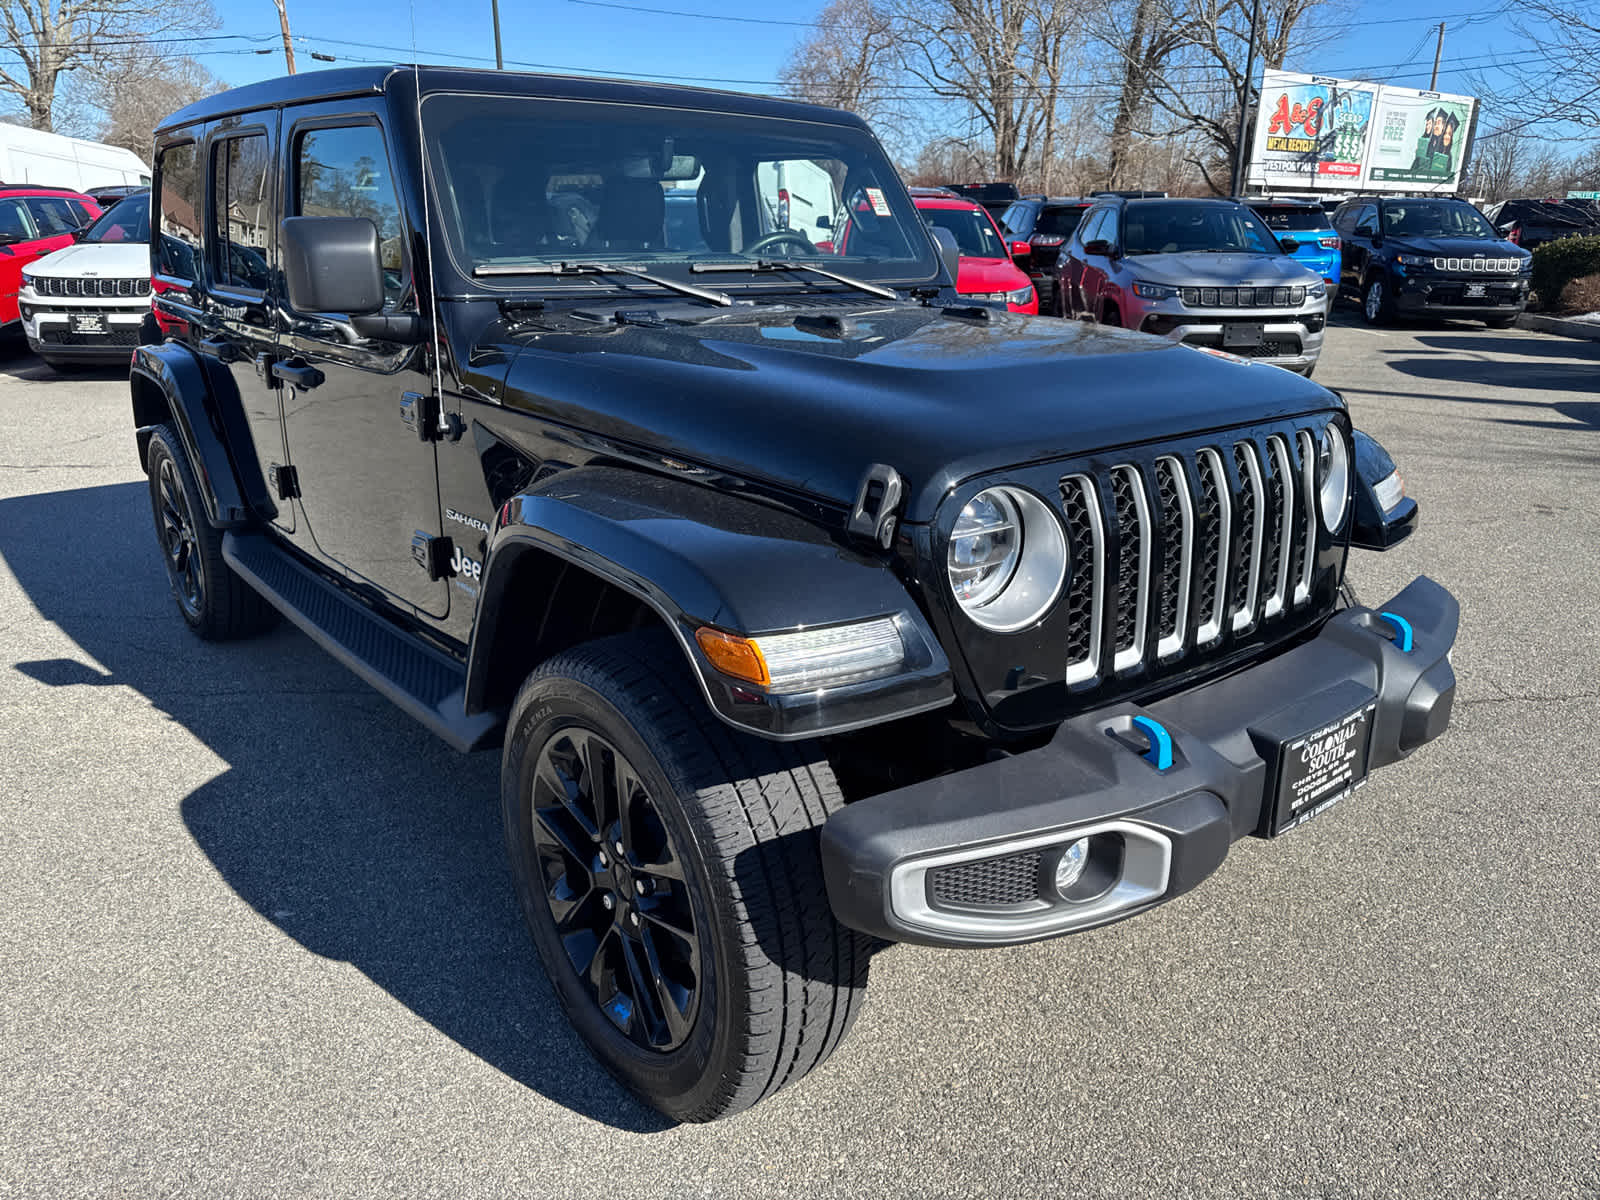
left=1316, top=421, right=1350, bottom=530
left=947, top=486, right=1067, bottom=632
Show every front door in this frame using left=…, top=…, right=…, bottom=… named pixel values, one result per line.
left=275, top=108, right=447, bottom=620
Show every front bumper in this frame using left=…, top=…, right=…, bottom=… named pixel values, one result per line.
left=822, top=576, right=1457, bottom=948
left=1131, top=297, right=1327, bottom=369
left=1393, top=274, right=1528, bottom=316
left=19, top=291, right=147, bottom=360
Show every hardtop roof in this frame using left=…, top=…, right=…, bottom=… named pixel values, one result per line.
left=156, top=64, right=868, bottom=137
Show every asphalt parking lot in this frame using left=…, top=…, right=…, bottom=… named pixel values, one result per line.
left=2, top=311, right=1596, bottom=1199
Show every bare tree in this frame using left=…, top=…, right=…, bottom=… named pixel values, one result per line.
left=1087, top=0, right=1193, bottom=188
left=90, top=49, right=224, bottom=157
left=779, top=0, right=900, bottom=132
left=0, top=0, right=216, bottom=132
left=1472, top=1, right=1600, bottom=136
left=890, top=0, right=1076, bottom=183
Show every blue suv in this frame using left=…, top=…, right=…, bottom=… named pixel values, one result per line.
left=1248, top=199, right=1341, bottom=286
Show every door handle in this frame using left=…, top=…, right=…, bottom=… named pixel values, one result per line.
left=197, top=337, right=239, bottom=363
left=271, top=359, right=325, bottom=390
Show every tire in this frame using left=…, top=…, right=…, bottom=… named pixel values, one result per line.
left=1298, top=362, right=1316, bottom=378
left=501, top=631, right=871, bottom=1122
left=1100, top=301, right=1122, bottom=328
left=1361, top=275, right=1393, bottom=326
left=1485, top=315, right=1516, bottom=329
left=145, top=424, right=279, bottom=640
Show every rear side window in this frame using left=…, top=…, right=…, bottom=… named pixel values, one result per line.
left=1077, top=208, right=1108, bottom=247
left=213, top=134, right=272, bottom=292
left=23, top=196, right=81, bottom=235
left=295, top=124, right=409, bottom=307
left=157, top=142, right=203, bottom=282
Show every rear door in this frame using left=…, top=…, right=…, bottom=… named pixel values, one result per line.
left=275, top=104, right=447, bottom=619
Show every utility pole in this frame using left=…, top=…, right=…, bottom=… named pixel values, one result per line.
left=272, top=0, right=297, bottom=74
left=492, top=0, right=504, bottom=69
left=1230, top=0, right=1263, bottom=197
left=1429, top=22, right=1446, bottom=90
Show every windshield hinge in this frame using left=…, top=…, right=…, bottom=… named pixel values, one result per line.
left=909, top=286, right=942, bottom=306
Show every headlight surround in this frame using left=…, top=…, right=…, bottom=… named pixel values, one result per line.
left=1395, top=253, right=1431, bottom=268
left=1132, top=281, right=1179, bottom=299
left=1006, top=284, right=1036, bottom=306
left=947, top=486, right=1068, bottom=632
left=1316, top=421, right=1351, bottom=530
left=1307, top=280, right=1327, bottom=300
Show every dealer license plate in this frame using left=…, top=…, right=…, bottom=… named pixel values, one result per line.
left=1223, top=322, right=1264, bottom=348
left=1268, top=702, right=1376, bottom=836
left=1464, top=283, right=1487, bottom=299
left=70, top=313, right=106, bottom=335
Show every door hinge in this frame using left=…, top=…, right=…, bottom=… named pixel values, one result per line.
left=401, top=392, right=467, bottom=444
left=269, top=463, right=300, bottom=500
left=411, top=532, right=455, bottom=580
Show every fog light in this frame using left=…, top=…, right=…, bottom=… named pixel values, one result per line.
left=1053, top=838, right=1090, bottom=894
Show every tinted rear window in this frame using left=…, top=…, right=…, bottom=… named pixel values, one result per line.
left=1252, top=205, right=1332, bottom=232
left=1035, top=206, right=1087, bottom=238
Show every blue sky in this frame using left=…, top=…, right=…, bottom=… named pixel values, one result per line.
left=192, top=0, right=1536, bottom=132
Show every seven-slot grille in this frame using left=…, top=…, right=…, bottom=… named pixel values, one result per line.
left=1057, top=426, right=1321, bottom=685
left=31, top=277, right=150, bottom=298
left=1429, top=257, right=1520, bottom=273
left=1179, top=286, right=1306, bottom=308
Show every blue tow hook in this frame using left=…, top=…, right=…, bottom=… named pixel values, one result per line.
left=1129, top=715, right=1174, bottom=771
left=1377, top=611, right=1414, bottom=653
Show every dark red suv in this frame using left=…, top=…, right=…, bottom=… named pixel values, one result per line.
left=0, top=185, right=101, bottom=328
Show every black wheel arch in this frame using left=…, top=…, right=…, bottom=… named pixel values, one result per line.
left=130, top=342, right=274, bottom=528
left=463, top=466, right=955, bottom=742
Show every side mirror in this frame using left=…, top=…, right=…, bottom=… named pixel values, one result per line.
left=1010, top=239, right=1032, bottom=262
left=930, top=224, right=961, bottom=284
left=816, top=215, right=831, bottom=230
left=1278, top=236, right=1301, bottom=254
left=1082, top=238, right=1113, bottom=257
left=1349, top=429, right=1418, bottom=550
left=281, top=216, right=385, bottom=316
left=1354, top=223, right=1375, bottom=238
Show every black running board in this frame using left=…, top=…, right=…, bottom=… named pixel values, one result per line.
left=223, top=531, right=502, bottom=752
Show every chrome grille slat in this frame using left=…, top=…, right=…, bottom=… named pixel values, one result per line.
left=1061, top=474, right=1104, bottom=685
left=1110, top=465, right=1152, bottom=674
left=1264, top=435, right=1295, bottom=618
left=1294, top=430, right=1317, bottom=606
left=1194, top=448, right=1230, bottom=646
left=1154, top=456, right=1192, bottom=659
left=1229, top=443, right=1265, bottom=633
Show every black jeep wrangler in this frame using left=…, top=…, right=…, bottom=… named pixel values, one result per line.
left=132, top=66, right=1456, bottom=1122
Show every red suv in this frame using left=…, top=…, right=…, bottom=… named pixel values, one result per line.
left=0, top=185, right=101, bottom=328
left=911, top=189, right=1037, bottom=313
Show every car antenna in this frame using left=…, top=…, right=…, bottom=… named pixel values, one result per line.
left=410, top=17, right=445, bottom=410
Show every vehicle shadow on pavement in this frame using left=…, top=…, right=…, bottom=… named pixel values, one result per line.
left=1369, top=333, right=1600, bottom=432
left=0, top=335, right=129, bottom=384
left=3, top=481, right=673, bottom=1134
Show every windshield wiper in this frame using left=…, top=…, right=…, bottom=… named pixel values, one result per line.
left=472, top=260, right=733, bottom=307
left=689, top=258, right=900, bottom=301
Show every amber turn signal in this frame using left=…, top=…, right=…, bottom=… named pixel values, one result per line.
left=694, top=627, right=770, bottom=687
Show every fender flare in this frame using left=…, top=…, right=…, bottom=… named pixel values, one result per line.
left=465, top=466, right=954, bottom=741
left=131, top=343, right=267, bottom=528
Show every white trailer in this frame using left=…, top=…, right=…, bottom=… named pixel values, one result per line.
left=0, top=125, right=150, bottom=193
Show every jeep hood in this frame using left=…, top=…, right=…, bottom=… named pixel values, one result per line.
left=1129, top=251, right=1322, bottom=288
left=489, top=304, right=1337, bottom=523
left=22, top=240, right=147, bottom=279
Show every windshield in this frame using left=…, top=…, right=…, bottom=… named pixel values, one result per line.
left=1123, top=203, right=1282, bottom=255
left=82, top=192, right=150, bottom=243
left=1380, top=201, right=1497, bottom=239
left=1251, top=205, right=1331, bottom=232
left=423, top=94, right=937, bottom=287
left=920, top=206, right=1006, bottom=259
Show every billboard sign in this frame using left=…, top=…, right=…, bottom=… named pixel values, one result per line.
left=1247, top=71, right=1476, bottom=194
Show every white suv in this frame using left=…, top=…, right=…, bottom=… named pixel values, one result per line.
left=19, top=192, right=151, bottom=370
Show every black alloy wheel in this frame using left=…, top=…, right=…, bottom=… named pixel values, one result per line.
left=528, top=726, right=700, bottom=1051
left=156, top=454, right=204, bottom=622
